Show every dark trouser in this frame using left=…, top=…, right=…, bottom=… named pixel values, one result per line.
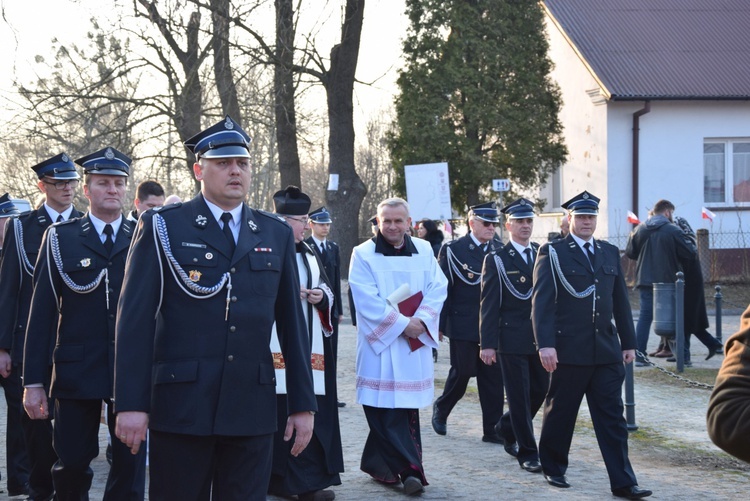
left=539, top=363, right=638, bottom=490
left=20, top=365, right=57, bottom=501
left=498, top=353, right=548, bottom=463
left=0, top=367, right=30, bottom=493
left=360, top=406, right=426, bottom=486
left=434, top=339, right=504, bottom=436
left=149, top=430, right=273, bottom=501
left=52, top=398, right=146, bottom=501
left=635, top=287, right=653, bottom=358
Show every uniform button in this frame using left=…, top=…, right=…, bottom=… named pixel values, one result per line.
left=597, top=296, right=601, bottom=300
left=193, top=258, right=198, bottom=263
left=108, top=261, right=113, bottom=266
left=109, top=314, right=115, bottom=319
left=594, top=279, right=599, bottom=284
left=230, top=267, right=236, bottom=273
left=231, top=296, right=237, bottom=303
left=596, top=313, right=600, bottom=316
left=227, top=355, right=234, bottom=362
left=171, top=373, right=175, bottom=379
left=267, top=262, right=272, bottom=268
left=229, top=326, right=236, bottom=332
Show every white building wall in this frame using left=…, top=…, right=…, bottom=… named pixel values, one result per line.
left=539, top=16, right=609, bottom=241
left=606, top=101, right=750, bottom=247
left=544, top=15, right=750, bottom=248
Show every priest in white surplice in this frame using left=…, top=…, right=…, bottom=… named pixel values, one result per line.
left=349, top=198, right=448, bottom=496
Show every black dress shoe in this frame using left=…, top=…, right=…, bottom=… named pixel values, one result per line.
left=706, top=345, right=723, bottom=360
left=503, top=441, right=519, bottom=457
left=7, top=483, right=29, bottom=497
left=431, top=403, right=446, bottom=435
left=520, top=460, right=542, bottom=473
left=612, top=485, right=653, bottom=499
left=337, top=400, right=346, bottom=408
left=544, top=474, right=570, bottom=488
left=481, top=433, right=504, bottom=444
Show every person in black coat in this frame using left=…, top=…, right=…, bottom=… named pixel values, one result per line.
left=1, top=155, right=85, bottom=501
left=416, top=219, right=444, bottom=258
left=432, top=202, right=505, bottom=444
left=480, top=198, right=546, bottom=471
left=673, top=216, right=723, bottom=361
left=270, top=189, right=343, bottom=501
left=23, top=147, right=146, bottom=500
left=113, top=117, right=316, bottom=501
left=533, top=191, right=651, bottom=499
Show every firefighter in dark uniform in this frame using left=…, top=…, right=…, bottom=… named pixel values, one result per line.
left=532, top=191, right=652, bottom=499
left=0, top=195, right=30, bottom=496
left=22, top=147, right=145, bottom=500
left=0, top=154, right=85, bottom=501
left=480, top=198, right=547, bottom=472
left=305, top=207, right=346, bottom=408
left=432, top=202, right=507, bottom=444
left=113, top=116, right=316, bottom=501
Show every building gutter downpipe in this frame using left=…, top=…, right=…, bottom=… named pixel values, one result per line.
left=632, top=101, right=651, bottom=223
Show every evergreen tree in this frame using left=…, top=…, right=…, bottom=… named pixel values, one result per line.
left=390, top=0, right=567, bottom=210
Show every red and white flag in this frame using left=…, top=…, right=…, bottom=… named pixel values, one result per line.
left=443, top=219, right=452, bottom=235
left=627, top=210, right=640, bottom=224
left=702, top=207, right=716, bottom=222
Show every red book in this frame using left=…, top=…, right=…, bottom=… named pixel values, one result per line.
left=396, top=291, right=429, bottom=351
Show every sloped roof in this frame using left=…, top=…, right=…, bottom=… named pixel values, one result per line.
left=543, top=0, right=750, bottom=100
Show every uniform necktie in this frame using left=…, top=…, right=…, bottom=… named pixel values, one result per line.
left=56, top=215, right=63, bottom=223
left=524, top=247, right=534, bottom=267
left=220, top=212, right=236, bottom=252
left=482, top=243, right=488, bottom=253
left=584, top=242, right=595, bottom=270
left=320, top=242, right=327, bottom=259
left=103, top=224, right=114, bottom=255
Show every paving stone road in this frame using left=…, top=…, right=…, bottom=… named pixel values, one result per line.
left=3, top=313, right=748, bottom=500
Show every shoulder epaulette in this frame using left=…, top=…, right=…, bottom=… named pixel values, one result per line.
left=151, top=203, right=182, bottom=214
left=256, top=209, right=287, bottom=223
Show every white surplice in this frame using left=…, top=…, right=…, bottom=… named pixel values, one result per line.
left=349, top=237, right=448, bottom=409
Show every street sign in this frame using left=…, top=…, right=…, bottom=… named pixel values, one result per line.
left=492, top=179, right=510, bottom=192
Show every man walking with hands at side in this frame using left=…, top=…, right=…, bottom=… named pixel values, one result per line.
left=532, top=191, right=652, bottom=499
left=480, top=198, right=546, bottom=472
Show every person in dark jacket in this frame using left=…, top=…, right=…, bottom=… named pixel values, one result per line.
left=416, top=219, right=444, bottom=258
left=534, top=191, right=651, bottom=499
left=673, top=216, right=723, bottom=361
left=625, top=200, right=696, bottom=365
left=432, top=202, right=505, bottom=444
left=707, top=303, right=750, bottom=463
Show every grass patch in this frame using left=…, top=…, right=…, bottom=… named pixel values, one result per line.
left=635, top=366, right=718, bottom=386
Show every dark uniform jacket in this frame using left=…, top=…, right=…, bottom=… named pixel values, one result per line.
left=23, top=214, right=134, bottom=398
left=532, top=235, right=635, bottom=365
left=480, top=241, right=539, bottom=355
left=438, top=234, right=497, bottom=342
left=114, top=195, right=316, bottom=437
left=305, top=236, right=342, bottom=320
left=0, top=206, right=83, bottom=364
left=707, top=304, right=750, bottom=463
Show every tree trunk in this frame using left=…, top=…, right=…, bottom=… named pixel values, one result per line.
left=274, top=0, right=301, bottom=188
left=325, top=0, right=367, bottom=278
left=211, top=0, right=242, bottom=123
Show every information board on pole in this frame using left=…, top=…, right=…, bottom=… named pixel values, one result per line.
left=404, top=162, right=452, bottom=221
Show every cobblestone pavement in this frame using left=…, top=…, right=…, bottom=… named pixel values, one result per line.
left=2, top=314, right=748, bottom=500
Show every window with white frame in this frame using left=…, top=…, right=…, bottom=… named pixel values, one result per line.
left=704, top=139, right=750, bottom=205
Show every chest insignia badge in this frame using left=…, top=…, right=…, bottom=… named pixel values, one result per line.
left=189, top=270, right=202, bottom=282
left=195, top=215, right=208, bottom=227
left=80, top=258, right=91, bottom=268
